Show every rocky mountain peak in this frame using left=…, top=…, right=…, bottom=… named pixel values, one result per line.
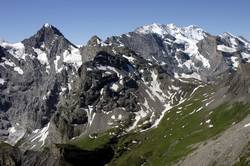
left=39, top=23, right=64, bottom=37
left=135, top=23, right=166, bottom=36
left=21, top=23, right=73, bottom=49
left=135, top=23, right=207, bottom=41
left=219, top=32, right=250, bottom=50
left=86, top=35, right=102, bottom=47
left=43, top=23, right=52, bottom=28
left=221, top=32, right=234, bottom=38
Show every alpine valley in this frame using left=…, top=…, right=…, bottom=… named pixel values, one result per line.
left=1, top=23, right=250, bottom=166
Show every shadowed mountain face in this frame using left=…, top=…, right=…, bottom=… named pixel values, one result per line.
left=0, top=23, right=250, bottom=166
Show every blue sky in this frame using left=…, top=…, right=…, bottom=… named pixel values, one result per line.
left=0, top=0, right=249, bottom=44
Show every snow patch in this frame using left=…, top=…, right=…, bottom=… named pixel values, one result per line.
left=86, top=67, right=93, bottom=71
left=118, top=114, right=122, bottom=120
left=205, top=99, right=215, bottom=106
left=122, top=55, right=136, bottom=63
left=217, top=45, right=237, bottom=53
left=44, top=23, right=51, bottom=28
left=85, top=106, right=95, bottom=127
left=190, top=85, right=204, bottom=96
left=182, top=73, right=201, bottom=81
left=110, top=83, right=119, bottom=92
left=231, top=56, right=239, bottom=69
left=30, top=123, right=50, bottom=147
left=14, top=66, right=24, bottom=75
left=111, top=115, right=116, bottom=120
left=206, top=119, right=211, bottom=124
left=33, top=48, right=49, bottom=65
left=4, top=59, right=15, bottom=67
left=152, top=97, right=187, bottom=128
left=241, top=52, right=250, bottom=62
left=1, top=58, right=24, bottom=75
left=6, top=126, right=26, bottom=145
left=9, top=127, right=16, bottom=133
left=147, top=70, right=169, bottom=102
left=97, top=65, right=123, bottom=79
left=174, top=72, right=202, bottom=81
left=244, top=123, right=250, bottom=128
left=68, top=82, right=72, bottom=91
left=196, top=107, right=203, bottom=113
left=127, top=109, right=147, bottom=131
left=171, top=85, right=180, bottom=91
left=0, top=78, right=5, bottom=85
left=0, top=42, right=27, bottom=60
left=208, top=124, right=213, bottom=128
left=63, top=46, right=82, bottom=70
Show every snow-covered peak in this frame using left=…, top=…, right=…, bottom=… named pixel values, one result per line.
left=135, top=23, right=211, bottom=77
left=220, top=32, right=235, bottom=38
left=180, top=25, right=206, bottom=41
left=41, top=23, right=62, bottom=35
left=220, top=32, right=238, bottom=46
left=220, top=32, right=250, bottom=49
left=135, top=23, right=166, bottom=36
left=166, top=23, right=177, bottom=29
left=135, top=23, right=207, bottom=41
left=44, top=23, right=51, bottom=28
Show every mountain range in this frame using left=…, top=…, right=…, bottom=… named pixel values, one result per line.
left=0, top=23, right=250, bottom=166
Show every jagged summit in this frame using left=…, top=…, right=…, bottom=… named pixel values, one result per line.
left=219, top=32, right=250, bottom=49
left=135, top=23, right=207, bottom=41
left=38, top=23, right=64, bottom=37
left=21, top=23, right=75, bottom=49
left=220, top=32, right=235, bottom=37
left=43, top=23, right=51, bottom=28
left=86, top=35, right=102, bottom=46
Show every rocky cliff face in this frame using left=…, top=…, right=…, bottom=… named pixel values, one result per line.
left=0, top=24, right=83, bottom=147
left=1, top=23, right=250, bottom=166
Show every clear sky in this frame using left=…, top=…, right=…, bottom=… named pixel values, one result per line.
left=0, top=0, right=249, bottom=45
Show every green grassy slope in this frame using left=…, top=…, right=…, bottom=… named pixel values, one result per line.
left=71, top=85, right=250, bottom=166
